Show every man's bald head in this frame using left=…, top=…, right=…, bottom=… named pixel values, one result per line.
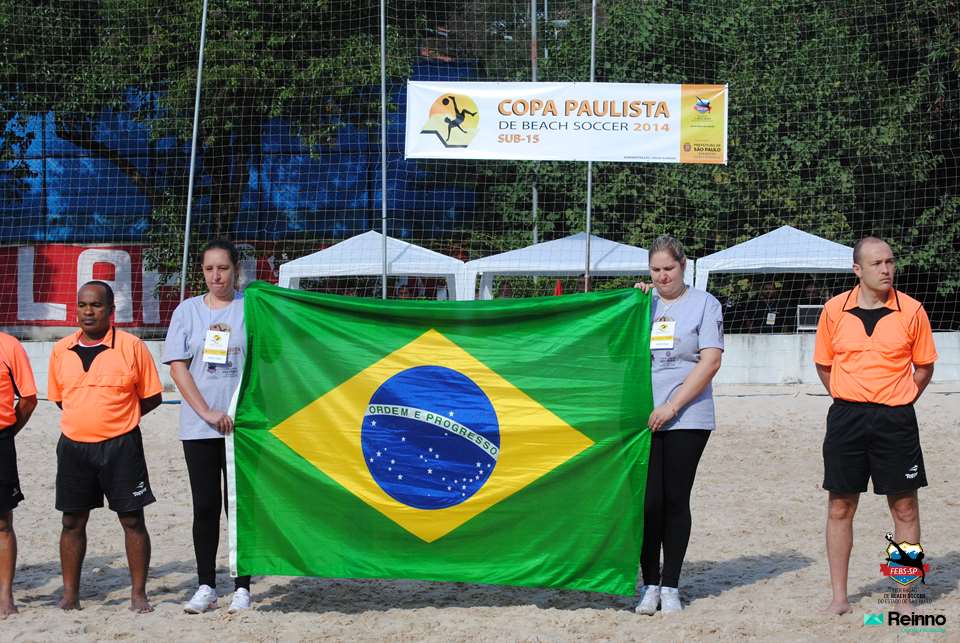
left=853, top=236, right=890, bottom=266
left=852, top=236, right=896, bottom=295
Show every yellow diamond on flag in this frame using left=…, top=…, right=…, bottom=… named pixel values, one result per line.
left=271, top=328, right=594, bottom=543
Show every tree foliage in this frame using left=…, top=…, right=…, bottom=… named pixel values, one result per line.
left=0, top=0, right=417, bottom=282
left=1, top=0, right=957, bottom=302
left=481, top=0, right=960, bottom=299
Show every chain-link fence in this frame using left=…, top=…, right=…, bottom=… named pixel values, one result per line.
left=1, top=0, right=958, bottom=337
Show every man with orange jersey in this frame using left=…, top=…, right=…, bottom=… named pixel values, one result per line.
left=815, top=237, right=937, bottom=615
left=0, top=331, right=37, bottom=618
left=48, top=281, right=162, bottom=613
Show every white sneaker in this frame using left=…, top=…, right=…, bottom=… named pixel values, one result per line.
left=660, top=586, right=683, bottom=614
left=635, top=585, right=660, bottom=615
left=183, top=584, right=218, bottom=614
left=228, top=587, right=252, bottom=613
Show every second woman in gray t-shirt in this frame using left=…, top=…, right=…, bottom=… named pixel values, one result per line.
left=161, top=239, right=253, bottom=614
left=635, top=235, right=724, bottom=617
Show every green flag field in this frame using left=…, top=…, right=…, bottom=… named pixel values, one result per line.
left=228, top=282, right=652, bottom=596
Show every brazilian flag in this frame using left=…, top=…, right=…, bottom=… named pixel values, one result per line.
left=229, top=282, right=652, bottom=596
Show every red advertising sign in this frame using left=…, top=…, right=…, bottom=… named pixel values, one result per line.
left=0, top=244, right=278, bottom=327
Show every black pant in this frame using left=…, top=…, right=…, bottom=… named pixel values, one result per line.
left=182, top=438, right=249, bottom=591
left=56, top=428, right=155, bottom=513
left=0, top=428, right=24, bottom=513
left=641, top=429, right=710, bottom=588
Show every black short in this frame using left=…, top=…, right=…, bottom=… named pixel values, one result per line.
left=0, top=428, right=24, bottom=513
left=822, top=400, right=927, bottom=496
left=56, top=428, right=156, bottom=513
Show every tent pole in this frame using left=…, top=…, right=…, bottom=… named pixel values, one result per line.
left=531, top=0, right=539, bottom=246
left=179, top=0, right=209, bottom=302
left=584, top=0, right=597, bottom=292
left=379, top=0, right=388, bottom=299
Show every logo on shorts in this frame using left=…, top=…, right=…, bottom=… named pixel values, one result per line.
left=132, top=481, right=147, bottom=497
left=905, top=464, right=919, bottom=479
left=881, top=533, right=928, bottom=586
left=11, top=487, right=18, bottom=496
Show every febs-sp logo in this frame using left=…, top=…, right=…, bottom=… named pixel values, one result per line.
left=420, top=94, right=480, bottom=148
left=881, top=533, right=928, bottom=586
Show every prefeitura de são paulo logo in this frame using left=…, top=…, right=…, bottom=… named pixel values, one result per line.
left=362, top=365, right=499, bottom=509
left=420, top=94, right=480, bottom=148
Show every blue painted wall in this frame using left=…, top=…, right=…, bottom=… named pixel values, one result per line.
left=0, top=59, right=479, bottom=243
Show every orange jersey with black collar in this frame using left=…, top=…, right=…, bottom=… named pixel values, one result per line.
left=0, top=332, right=38, bottom=429
left=48, top=327, right=162, bottom=442
left=814, top=286, right=938, bottom=406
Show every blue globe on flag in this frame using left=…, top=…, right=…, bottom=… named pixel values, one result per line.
left=362, top=365, right=500, bottom=510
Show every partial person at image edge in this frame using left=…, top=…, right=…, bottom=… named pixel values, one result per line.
left=0, top=331, right=38, bottom=618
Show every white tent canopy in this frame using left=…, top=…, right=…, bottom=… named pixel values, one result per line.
left=694, top=225, right=853, bottom=290
left=464, top=232, right=693, bottom=300
left=278, top=230, right=473, bottom=300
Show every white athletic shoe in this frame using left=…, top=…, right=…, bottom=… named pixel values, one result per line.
left=635, top=585, right=660, bottom=615
left=659, top=586, right=683, bottom=614
left=228, top=587, right=252, bottom=613
left=183, top=584, right=218, bottom=614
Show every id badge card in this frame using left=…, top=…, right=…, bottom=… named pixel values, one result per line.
left=203, top=329, right=230, bottom=364
left=766, top=312, right=777, bottom=326
left=650, top=320, right=676, bottom=350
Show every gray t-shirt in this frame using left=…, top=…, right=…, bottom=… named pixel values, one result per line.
left=162, top=293, right=246, bottom=440
left=650, top=287, right=724, bottom=431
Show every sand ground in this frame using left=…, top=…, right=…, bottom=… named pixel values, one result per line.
left=3, top=384, right=958, bottom=642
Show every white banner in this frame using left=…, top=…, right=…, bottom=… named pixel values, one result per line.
left=404, top=81, right=727, bottom=164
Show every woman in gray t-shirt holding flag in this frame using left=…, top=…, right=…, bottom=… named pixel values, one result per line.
left=161, top=239, right=252, bottom=614
left=634, top=235, right=724, bottom=616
